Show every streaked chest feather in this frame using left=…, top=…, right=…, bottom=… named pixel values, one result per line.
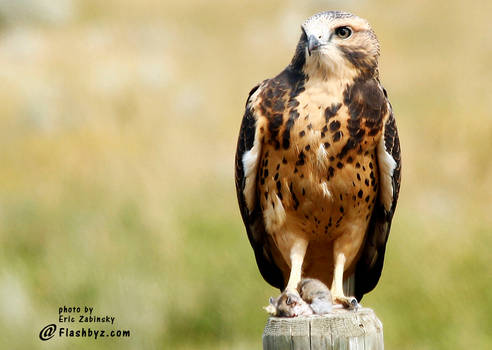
left=254, top=77, right=386, bottom=237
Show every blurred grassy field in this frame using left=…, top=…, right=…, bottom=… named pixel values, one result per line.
left=0, top=0, right=491, bottom=349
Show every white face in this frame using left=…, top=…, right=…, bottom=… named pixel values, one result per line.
left=300, top=12, right=379, bottom=79
left=302, top=16, right=354, bottom=52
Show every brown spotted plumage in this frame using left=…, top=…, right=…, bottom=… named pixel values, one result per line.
left=235, top=11, right=401, bottom=308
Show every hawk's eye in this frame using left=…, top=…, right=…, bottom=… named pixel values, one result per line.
left=335, top=26, right=352, bottom=39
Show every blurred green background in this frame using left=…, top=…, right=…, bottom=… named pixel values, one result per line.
left=0, top=0, right=491, bottom=349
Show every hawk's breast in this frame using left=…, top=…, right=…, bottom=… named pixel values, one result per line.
left=255, top=77, right=383, bottom=245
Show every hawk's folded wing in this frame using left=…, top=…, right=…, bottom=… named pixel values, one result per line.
left=354, top=103, right=401, bottom=301
left=235, top=84, right=285, bottom=290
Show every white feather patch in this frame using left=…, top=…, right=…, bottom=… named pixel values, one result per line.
left=320, top=181, right=332, bottom=199
left=263, top=193, right=286, bottom=232
left=242, top=140, right=261, bottom=213
left=317, top=143, right=328, bottom=169
left=241, top=85, right=266, bottom=214
left=377, top=136, right=397, bottom=211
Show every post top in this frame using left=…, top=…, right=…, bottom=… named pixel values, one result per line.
left=263, top=307, right=384, bottom=349
left=266, top=306, right=377, bottom=321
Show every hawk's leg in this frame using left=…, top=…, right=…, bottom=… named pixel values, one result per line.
left=285, top=239, right=309, bottom=293
left=331, top=235, right=361, bottom=309
left=330, top=253, right=357, bottom=309
left=269, top=236, right=309, bottom=316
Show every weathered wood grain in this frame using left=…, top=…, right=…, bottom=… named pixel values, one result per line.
left=263, top=307, right=383, bottom=350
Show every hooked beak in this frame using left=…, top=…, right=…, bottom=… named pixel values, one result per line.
left=307, top=35, right=322, bottom=56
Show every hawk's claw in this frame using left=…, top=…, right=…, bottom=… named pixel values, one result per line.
left=285, top=291, right=301, bottom=305
left=349, top=297, right=359, bottom=310
left=334, top=296, right=359, bottom=310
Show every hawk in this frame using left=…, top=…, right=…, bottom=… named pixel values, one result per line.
left=235, top=11, right=401, bottom=308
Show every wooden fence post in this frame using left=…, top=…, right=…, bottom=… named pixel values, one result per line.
left=262, top=307, right=383, bottom=349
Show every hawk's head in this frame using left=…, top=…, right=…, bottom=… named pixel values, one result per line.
left=291, top=11, right=380, bottom=80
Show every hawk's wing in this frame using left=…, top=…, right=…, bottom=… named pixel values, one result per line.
left=235, top=83, right=285, bottom=290
left=354, top=100, right=401, bottom=301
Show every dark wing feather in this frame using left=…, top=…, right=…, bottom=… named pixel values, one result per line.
left=235, top=84, right=285, bottom=290
left=354, top=106, right=401, bottom=301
